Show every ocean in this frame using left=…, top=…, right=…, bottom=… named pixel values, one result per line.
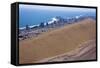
left=19, top=4, right=96, bottom=28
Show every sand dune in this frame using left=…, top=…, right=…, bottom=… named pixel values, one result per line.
left=36, top=40, right=96, bottom=62
left=19, top=18, right=96, bottom=64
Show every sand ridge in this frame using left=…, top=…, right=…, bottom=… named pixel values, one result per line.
left=36, top=39, right=96, bottom=62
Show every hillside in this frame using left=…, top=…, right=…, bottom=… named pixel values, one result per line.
left=19, top=18, right=96, bottom=64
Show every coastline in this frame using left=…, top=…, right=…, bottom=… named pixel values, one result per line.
left=19, top=16, right=96, bottom=41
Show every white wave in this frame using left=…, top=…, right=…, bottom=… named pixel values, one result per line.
left=19, top=24, right=39, bottom=30
left=76, top=16, right=79, bottom=19
left=19, top=27, right=26, bottom=30
left=75, top=15, right=83, bottom=19
left=48, top=17, right=59, bottom=24
left=29, top=24, right=39, bottom=28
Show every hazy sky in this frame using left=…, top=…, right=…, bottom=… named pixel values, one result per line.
left=19, top=4, right=96, bottom=12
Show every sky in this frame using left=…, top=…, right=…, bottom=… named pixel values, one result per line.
left=19, top=4, right=96, bottom=12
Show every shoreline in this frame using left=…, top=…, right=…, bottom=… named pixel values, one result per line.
left=19, top=17, right=96, bottom=41
left=19, top=15, right=95, bottom=30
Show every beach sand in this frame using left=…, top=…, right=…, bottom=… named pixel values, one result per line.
left=19, top=18, right=96, bottom=64
left=36, top=39, right=96, bottom=62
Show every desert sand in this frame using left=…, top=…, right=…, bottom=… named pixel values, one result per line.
left=19, top=18, right=96, bottom=64
left=36, top=39, right=96, bottom=62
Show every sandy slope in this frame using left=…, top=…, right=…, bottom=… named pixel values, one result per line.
left=36, top=40, right=96, bottom=62
left=19, top=18, right=96, bottom=64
